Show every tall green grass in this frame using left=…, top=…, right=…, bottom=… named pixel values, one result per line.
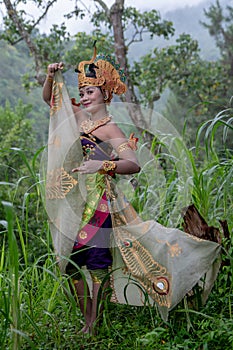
left=0, top=109, right=232, bottom=349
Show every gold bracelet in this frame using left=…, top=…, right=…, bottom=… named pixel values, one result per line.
left=102, top=160, right=117, bottom=172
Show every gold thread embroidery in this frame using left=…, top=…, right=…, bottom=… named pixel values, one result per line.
left=169, top=243, right=182, bottom=257
left=99, top=203, right=108, bottom=212
left=105, top=175, right=117, bottom=200
left=184, top=231, right=206, bottom=242
left=50, top=82, right=63, bottom=116
left=79, top=230, right=87, bottom=240
left=114, top=228, right=171, bottom=307
left=46, top=167, right=78, bottom=199
left=109, top=271, right=119, bottom=303
left=156, top=239, right=183, bottom=257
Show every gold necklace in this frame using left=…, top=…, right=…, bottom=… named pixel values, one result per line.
left=80, top=115, right=112, bottom=134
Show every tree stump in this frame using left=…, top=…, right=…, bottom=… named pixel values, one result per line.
left=182, top=204, right=222, bottom=244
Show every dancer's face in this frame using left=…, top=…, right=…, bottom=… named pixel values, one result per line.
left=79, top=86, right=104, bottom=112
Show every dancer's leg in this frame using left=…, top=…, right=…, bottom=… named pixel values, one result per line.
left=89, top=270, right=110, bottom=333
left=72, top=279, right=92, bottom=333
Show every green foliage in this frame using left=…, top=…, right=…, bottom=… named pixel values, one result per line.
left=131, top=34, right=199, bottom=106
left=1, top=201, right=21, bottom=349
left=0, top=100, right=35, bottom=179
left=131, top=32, right=230, bottom=115
left=21, top=24, right=71, bottom=91
left=63, top=31, right=115, bottom=70
left=193, top=104, right=233, bottom=222
left=130, top=135, right=191, bottom=228
left=202, top=0, right=233, bottom=71
left=0, top=0, right=62, bottom=45
left=34, top=24, right=70, bottom=72
left=0, top=99, right=48, bottom=267
left=0, top=39, right=49, bottom=146
left=0, top=40, right=30, bottom=105
left=122, top=7, right=174, bottom=41
left=0, top=100, right=33, bottom=146
left=91, top=5, right=175, bottom=41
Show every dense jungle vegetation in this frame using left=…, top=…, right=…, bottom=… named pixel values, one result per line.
left=0, top=0, right=232, bottom=348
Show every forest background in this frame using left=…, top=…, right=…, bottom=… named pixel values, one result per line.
left=0, top=0, right=232, bottom=349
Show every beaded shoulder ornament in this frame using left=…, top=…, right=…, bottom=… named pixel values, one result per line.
left=75, top=45, right=127, bottom=103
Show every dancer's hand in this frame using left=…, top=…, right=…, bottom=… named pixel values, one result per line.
left=72, top=160, right=102, bottom=174
left=47, top=62, right=64, bottom=77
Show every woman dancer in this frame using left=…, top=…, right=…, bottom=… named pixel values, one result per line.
left=42, top=46, right=221, bottom=334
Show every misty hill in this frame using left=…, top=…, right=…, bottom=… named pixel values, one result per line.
left=128, top=0, right=221, bottom=62
left=164, top=0, right=220, bottom=60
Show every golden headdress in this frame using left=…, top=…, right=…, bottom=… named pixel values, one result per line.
left=76, top=45, right=127, bottom=103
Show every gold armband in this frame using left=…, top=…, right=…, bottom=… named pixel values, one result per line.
left=102, top=160, right=117, bottom=172
left=117, top=142, right=132, bottom=153
left=117, top=133, right=139, bottom=153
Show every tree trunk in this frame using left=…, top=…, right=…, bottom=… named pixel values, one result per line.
left=3, top=0, right=58, bottom=85
left=3, top=0, right=42, bottom=80
left=109, top=0, right=150, bottom=131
